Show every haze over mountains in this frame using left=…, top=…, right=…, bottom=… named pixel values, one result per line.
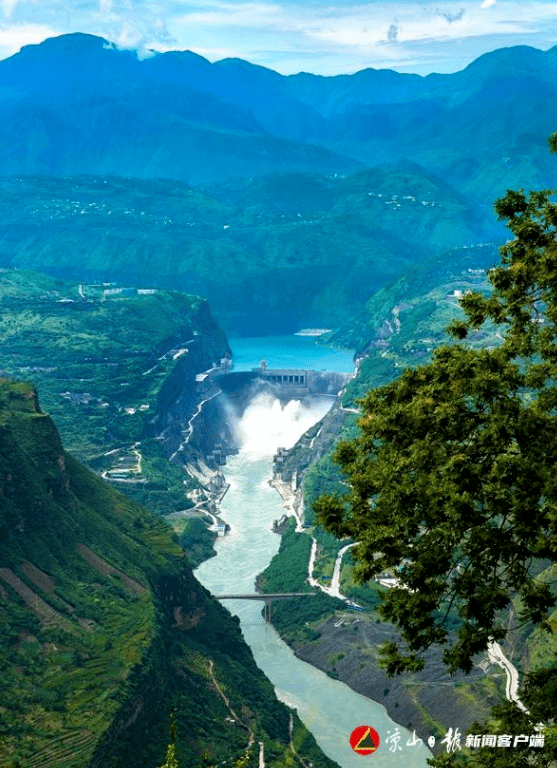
left=1, top=33, right=557, bottom=201
left=1, top=33, right=557, bottom=334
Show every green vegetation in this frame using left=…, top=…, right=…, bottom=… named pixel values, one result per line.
left=0, top=379, right=339, bottom=768
left=0, top=169, right=500, bottom=335
left=303, top=451, right=352, bottom=526
left=338, top=553, right=384, bottom=610
left=257, top=520, right=344, bottom=643
left=176, top=516, right=217, bottom=569
left=0, top=268, right=229, bottom=516
left=327, top=241, right=500, bottom=358
left=316, top=185, right=557, bottom=675
left=311, top=527, right=339, bottom=583
left=303, top=244, right=506, bottom=532
left=266, top=593, right=345, bottom=646
left=314, top=140, right=557, bottom=765
left=258, top=519, right=312, bottom=594
left=0, top=379, right=177, bottom=767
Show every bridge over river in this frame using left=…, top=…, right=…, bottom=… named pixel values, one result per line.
left=215, top=592, right=316, bottom=623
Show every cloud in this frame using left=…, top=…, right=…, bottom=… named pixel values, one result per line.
left=89, top=0, right=176, bottom=56
left=0, top=22, right=60, bottom=57
left=1, top=0, right=557, bottom=76
left=387, top=21, right=399, bottom=43
left=437, top=7, right=465, bottom=23
left=1, top=0, right=27, bottom=20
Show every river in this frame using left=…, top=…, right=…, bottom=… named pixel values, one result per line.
left=194, top=337, right=432, bottom=767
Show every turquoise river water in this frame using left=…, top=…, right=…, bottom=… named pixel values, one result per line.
left=194, top=337, right=432, bottom=767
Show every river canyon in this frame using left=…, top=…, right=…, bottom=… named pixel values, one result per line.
left=194, top=337, right=432, bottom=767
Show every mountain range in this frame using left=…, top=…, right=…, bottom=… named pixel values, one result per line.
left=3, top=31, right=557, bottom=767
left=1, top=33, right=557, bottom=201
left=0, top=168, right=502, bottom=335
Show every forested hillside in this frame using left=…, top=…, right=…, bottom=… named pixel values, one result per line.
left=0, top=169, right=501, bottom=335
left=0, top=378, right=338, bottom=768
left=0, top=268, right=230, bottom=516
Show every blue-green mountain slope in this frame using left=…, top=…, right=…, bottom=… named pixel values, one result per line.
left=283, top=45, right=557, bottom=202
left=1, top=34, right=557, bottom=200
left=0, top=170, right=502, bottom=335
left=0, top=34, right=358, bottom=184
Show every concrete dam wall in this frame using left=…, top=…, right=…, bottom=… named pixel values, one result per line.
left=188, top=367, right=353, bottom=468
left=218, top=367, right=352, bottom=403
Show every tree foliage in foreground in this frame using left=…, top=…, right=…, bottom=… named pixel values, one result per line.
left=315, top=140, right=557, bottom=678
left=315, top=140, right=557, bottom=764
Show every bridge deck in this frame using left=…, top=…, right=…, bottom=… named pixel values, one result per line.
left=215, top=593, right=316, bottom=600
left=215, top=592, right=316, bottom=624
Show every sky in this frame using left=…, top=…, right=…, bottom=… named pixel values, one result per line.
left=0, top=0, right=557, bottom=76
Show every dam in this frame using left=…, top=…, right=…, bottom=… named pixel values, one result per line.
left=194, top=365, right=352, bottom=468
left=172, top=335, right=354, bottom=478
left=217, top=364, right=352, bottom=403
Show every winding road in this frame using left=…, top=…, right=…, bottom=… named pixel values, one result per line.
left=486, top=640, right=528, bottom=712
left=306, top=535, right=527, bottom=711
left=307, top=538, right=359, bottom=603
left=269, top=473, right=528, bottom=715
left=169, top=390, right=221, bottom=461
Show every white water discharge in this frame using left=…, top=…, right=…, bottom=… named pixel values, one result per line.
left=195, top=393, right=432, bottom=767
left=236, top=392, right=332, bottom=458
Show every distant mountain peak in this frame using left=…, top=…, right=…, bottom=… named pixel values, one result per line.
left=150, top=48, right=211, bottom=66
left=462, top=43, right=547, bottom=75
left=19, top=31, right=111, bottom=55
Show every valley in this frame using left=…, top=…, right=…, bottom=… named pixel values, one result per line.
left=1, top=28, right=557, bottom=768
left=0, top=169, right=501, bottom=336
left=0, top=275, right=514, bottom=765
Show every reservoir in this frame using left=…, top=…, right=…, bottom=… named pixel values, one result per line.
left=194, top=337, right=432, bottom=767
left=228, top=335, right=355, bottom=373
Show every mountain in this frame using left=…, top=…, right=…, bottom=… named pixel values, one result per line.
left=326, top=241, right=501, bottom=356
left=0, top=172, right=503, bottom=336
left=1, top=34, right=557, bottom=198
left=0, top=33, right=358, bottom=184
left=0, top=376, right=338, bottom=768
left=0, top=267, right=231, bottom=516
left=282, top=45, right=557, bottom=201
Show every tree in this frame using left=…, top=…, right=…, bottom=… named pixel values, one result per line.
left=158, top=742, right=179, bottom=768
left=158, top=709, right=179, bottom=768
left=314, top=140, right=557, bottom=680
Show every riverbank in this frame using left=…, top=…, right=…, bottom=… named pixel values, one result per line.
left=169, top=334, right=503, bottom=756
left=169, top=366, right=508, bottom=751
left=194, top=447, right=433, bottom=768
left=261, top=471, right=508, bottom=752
left=287, top=613, right=503, bottom=746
